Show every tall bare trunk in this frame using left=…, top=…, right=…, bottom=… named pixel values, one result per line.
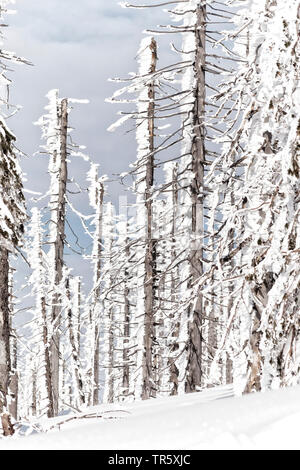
left=122, top=236, right=130, bottom=397
left=0, top=248, right=14, bottom=435
left=107, top=305, right=115, bottom=403
left=7, top=271, right=18, bottom=420
left=66, top=278, right=85, bottom=406
left=92, top=182, right=104, bottom=406
left=8, top=335, right=18, bottom=420
left=41, top=296, right=54, bottom=417
left=50, top=98, right=68, bottom=416
left=142, top=38, right=157, bottom=400
left=185, top=4, right=206, bottom=393
left=169, top=164, right=180, bottom=395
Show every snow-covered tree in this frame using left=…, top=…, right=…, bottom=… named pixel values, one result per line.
left=0, top=1, right=27, bottom=435
left=208, top=0, right=300, bottom=393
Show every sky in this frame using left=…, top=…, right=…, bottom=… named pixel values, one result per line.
left=2, top=0, right=173, bottom=303
left=5, top=0, right=170, bottom=200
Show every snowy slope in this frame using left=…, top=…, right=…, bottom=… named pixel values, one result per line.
left=1, top=385, right=300, bottom=450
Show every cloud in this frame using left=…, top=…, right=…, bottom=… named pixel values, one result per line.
left=10, top=0, right=158, bottom=43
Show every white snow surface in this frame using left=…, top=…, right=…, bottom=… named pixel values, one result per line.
left=2, top=385, right=300, bottom=449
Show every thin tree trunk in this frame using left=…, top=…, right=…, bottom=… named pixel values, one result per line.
left=244, top=272, right=275, bottom=393
left=50, top=98, right=68, bottom=416
left=66, top=278, right=85, bottom=407
left=142, top=38, right=157, bottom=400
left=185, top=4, right=206, bottom=393
left=122, top=236, right=130, bottom=397
left=9, top=335, right=18, bottom=420
left=169, top=164, right=180, bottom=395
left=8, top=271, right=18, bottom=420
left=107, top=305, right=115, bottom=403
left=92, top=182, right=104, bottom=406
left=0, top=248, right=14, bottom=435
left=41, top=296, right=54, bottom=417
left=31, top=369, right=37, bottom=417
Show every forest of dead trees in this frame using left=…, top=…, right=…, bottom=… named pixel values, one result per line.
left=0, top=0, right=299, bottom=436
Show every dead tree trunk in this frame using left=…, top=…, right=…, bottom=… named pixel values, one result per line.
left=8, top=335, right=18, bottom=420
left=244, top=272, right=275, bottom=393
left=50, top=98, right=68, bottom=416
left=8, top=271, right=18, bottom=420
left=169, top=164, right=180, bottom=395
left=31, top=369, right=37, bottom=417
left=185, top=4, right=206, bottom=393
left=66, top=278, right=85, bottom=407
left=122, top=235, right=130, bottom=397
left=41, top=295, right=54, bottom=417
left=107, top=304, right=115, bottom=403
left=142, top=38, right=157, bottom=400
left=0, top=248, right=14, bottom=436
left=92, top=181, right=104, bottom=406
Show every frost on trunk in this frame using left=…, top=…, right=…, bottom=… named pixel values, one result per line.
left=24, top=208, right=53, bottom=417
left=86, top=163, right=105, bottom=405
left=8, top=269, right=17, bottom=420
left=241, top=0, right=300, bottom=392
left=35, top=90, right=69, bottom=415
left=65, top=276, right=85, bottom=408
left=102, top=202, right=117, bottom=404
left=0, top=122, right=26, bottom=422
left=166, top=1, right=206, bottom=393
left=0, top=4, right=26, bottom=430
left=158, top=162, right=180, bottom=396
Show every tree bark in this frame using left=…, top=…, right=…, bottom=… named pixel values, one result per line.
left=1, top=414, right=14, bottom=437
left=92, top=181, right=104, bottom=406
left=122, top=235, right=130, bottom=397
left=185, top=4, right=206, bottom=393
left=8, top=335, right=18, bottom=420
left=169, top=164, right=180, bottom=395
left=0, top=248, right=14, bottom=436
left=50, top=98, right=68, bottom=416
left=66, top=278, right=85, bottom=407
left=142, top=38, right=157, bottom=400
left=41, top=295, right=54, bottom=417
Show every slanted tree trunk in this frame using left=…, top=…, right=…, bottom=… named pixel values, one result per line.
left=142, top=38, right=157, bottom=400
left=0, top=248, right=14, bottom=436
left=185, top=3, right=206, bottom=393
left=50, top=98, right=68, bottom=416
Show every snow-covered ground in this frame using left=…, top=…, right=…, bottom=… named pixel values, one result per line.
left=1, top=385, right=300, bottom=450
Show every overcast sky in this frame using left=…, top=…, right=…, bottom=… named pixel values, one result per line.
left=4, top=0, right=173, bottom=294
left=6, top=0, right=170, bottom=200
